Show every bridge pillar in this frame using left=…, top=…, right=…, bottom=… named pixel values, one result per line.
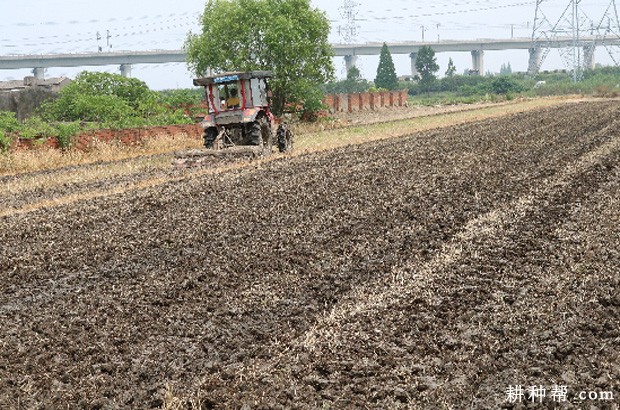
left=527, top=48, right=542, bottom=76
left=33, top=67, right=45, bottom=79
left=583, top=44, right=596, bottom=71
left=120, top=64, right=132, bottom=77
left=344, top=55, right=358, bottom=74
left=410, top=52, right=418, bottom=77
left=471, top=50, right=484, bottom=75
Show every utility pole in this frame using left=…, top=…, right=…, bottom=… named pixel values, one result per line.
left=421, top=25, right=425, bottom=42
left=106, top=29, right=112, bottom=51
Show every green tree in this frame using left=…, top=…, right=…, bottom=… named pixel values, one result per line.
left=324, top=66, right=371, bottom=94
left=374, top=43, right=398, bottom=90
left=185, top=0, right=334, bottom=115
left=347, top=66, right=362, bottom=82
left=500, top=62, right=513, bottom=75
left=445, top=58, right=457, bottom=77
left=415, top=46, right=440, bottom=93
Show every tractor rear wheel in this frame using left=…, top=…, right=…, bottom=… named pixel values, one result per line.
left=249, top=120, right=263, bottom=146
left=277, top=123, right=293, bottom=153
left=250, top=117, right=272, bottom=150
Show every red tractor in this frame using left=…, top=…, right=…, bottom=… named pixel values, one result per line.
left=193, top=71, right=293, bottom=154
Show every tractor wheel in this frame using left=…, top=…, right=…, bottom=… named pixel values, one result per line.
left=250, top=116, right=272, bottom=149
left=249, top=120, right=263, bottom=146
left=203, top=128, right=217, bottom=149
left=277, top=123, right=293, bottom=153
left=260, top=117, right=273, bottom=154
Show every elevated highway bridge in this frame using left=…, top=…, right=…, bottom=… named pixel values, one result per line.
left=1, top=36, right=618, bottom=79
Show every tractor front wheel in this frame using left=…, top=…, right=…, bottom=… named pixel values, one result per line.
left=203, top=128, right=217, bottom=149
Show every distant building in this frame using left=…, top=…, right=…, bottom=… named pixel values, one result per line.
left=0, top=76, right=71, bottom=120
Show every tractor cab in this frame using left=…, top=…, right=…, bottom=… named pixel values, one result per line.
left=193, top=71, right=292, bottom=153
left=194, top=71, right=272, bottom=113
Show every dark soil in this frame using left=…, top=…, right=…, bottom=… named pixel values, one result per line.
left=1, top=101, right=619, bottom=409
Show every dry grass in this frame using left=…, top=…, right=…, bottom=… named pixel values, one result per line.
left=0, top=132, right=202, bottom=177
left=1, top=155, right=168, bottom=199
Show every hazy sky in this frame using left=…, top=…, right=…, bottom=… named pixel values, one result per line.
left=1, top=0, right=618, bottom=89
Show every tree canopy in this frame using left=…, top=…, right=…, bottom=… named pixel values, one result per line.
left=374, top=43, right=399, bottom=90
left=445, top=58, right=457, bottom=77
left=185, top=0, right=334, bottom=115
left=415, top=46, right=440, bottom=93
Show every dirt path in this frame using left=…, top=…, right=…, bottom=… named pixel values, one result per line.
left=0, top=101, right=619, bottom=409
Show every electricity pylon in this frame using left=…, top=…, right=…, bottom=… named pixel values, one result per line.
left=530, top=0, right=620, bottom=80
left=338, top=0, right=360, bottom=44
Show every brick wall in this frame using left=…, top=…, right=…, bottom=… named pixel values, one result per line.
left=11, top=123, right=202, bottom=152
left=323, top=90, right=408, bottom=113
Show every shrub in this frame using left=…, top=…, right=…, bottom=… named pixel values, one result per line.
left=491, top=77, right=524, bottom=95
left=0, top=130, right=12, bottom=152
left=40, top=71, right=159, bottom=124
left=0, top=112, right=17, bottom=151
left=55, top=122, right=81, bottom=149
left=0, top=111, right=20, bottom=135
left=368, top=86, right=389, bottom=93
left=19, top=116, right=59, bottom=139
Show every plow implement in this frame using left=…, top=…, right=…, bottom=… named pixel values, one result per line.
left=172, top=146, right=268, bottom=168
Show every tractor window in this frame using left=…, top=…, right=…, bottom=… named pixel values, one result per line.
left=250, top=79, right=267, bottom=107
left=216, top=84, right=241, bottom=110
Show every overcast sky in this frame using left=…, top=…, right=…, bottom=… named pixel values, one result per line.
left=1, top=0, right=619, bottom=89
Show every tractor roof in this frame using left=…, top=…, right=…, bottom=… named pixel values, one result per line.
left=193, top=71, right=273, bottom=86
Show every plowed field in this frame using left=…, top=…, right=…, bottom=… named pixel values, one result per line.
left=1, top=101, right=619, bottom=409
